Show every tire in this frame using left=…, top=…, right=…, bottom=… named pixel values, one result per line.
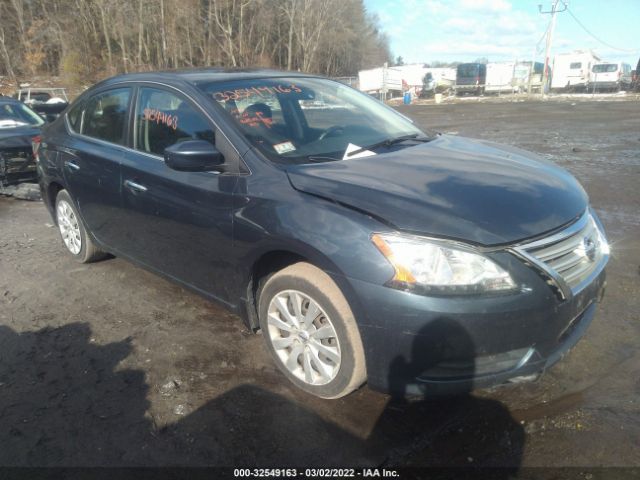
left=258, top=262, right=366, bottom=399
left=55, top=190, right=106, bottom=263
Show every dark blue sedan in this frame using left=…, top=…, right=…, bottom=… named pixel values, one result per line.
left=36, top=69, right=609, bottom=398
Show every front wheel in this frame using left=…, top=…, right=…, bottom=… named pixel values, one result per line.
left=258, top=262, right=366, bottom=399
left=55, top=190, right=106, bottom=263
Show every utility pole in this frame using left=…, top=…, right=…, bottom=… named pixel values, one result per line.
left=539, top=0, right=567, bottom=93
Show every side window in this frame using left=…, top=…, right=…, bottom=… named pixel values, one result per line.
left=67, top=100, right=84, bottom=132
left=135, top=87, right=214, bottom=156
left=570, top=62, right=582, bottom=69
left=82, top=88, right=131, bottom=145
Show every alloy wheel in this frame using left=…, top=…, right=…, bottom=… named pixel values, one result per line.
left=57, top=200, right=82, bottom=255
left=266, top=289, right=341, bottom=386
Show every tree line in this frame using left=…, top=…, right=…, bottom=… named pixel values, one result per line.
left=0, top=0, right=392, bottom=87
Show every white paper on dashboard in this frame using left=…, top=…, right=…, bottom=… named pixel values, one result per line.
left=343, top=143, right=376, bottom=160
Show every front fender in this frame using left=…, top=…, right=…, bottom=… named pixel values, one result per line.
left=232, top=183, right=394, bottom=330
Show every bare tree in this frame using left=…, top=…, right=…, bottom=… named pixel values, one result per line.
left=0, top=0, right=391, bottom=86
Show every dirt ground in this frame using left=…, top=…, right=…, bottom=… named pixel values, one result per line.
left=0, top=100, right=639, bottom=471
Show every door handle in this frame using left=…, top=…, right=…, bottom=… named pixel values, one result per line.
left=124, top=179, right=148, bottom=193
left=64, top=160, right=80, bottom=171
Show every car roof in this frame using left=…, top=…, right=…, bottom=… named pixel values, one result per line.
left=95, top=68, right=318, bottom=89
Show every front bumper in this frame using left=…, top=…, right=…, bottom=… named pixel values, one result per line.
left=1, top=151, right=37, bottom=187
left=1, top=170, right=38, bottom=187
left=348, top=263, right=606, bottom=396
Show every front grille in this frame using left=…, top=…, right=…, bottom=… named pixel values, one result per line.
left=0, top=148, right=34, bottom=175
left=517, top=212, right=608, bottom=293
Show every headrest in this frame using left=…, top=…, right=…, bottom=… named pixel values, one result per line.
left=243, top=102, right=272, bottom=119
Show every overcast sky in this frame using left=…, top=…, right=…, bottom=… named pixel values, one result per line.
left=363, top=0, right=639, bottom=66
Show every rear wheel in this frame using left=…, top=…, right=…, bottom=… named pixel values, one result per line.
left=55, top=190, right=106, bottom=263
left=258, top=262, right=366, bottom=399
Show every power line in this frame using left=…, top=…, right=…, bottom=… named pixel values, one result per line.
left=562, top=2, right=639, bottom=53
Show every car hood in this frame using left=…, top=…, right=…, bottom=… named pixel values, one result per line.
left=0, top=125, right=40, bottom=148
left=285, top=135, right=588, bottom=246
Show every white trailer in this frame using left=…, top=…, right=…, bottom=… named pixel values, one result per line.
left=513, top=61, right=544, bottom=92
left=393, top=64, right=428, bottom=88
left=358, top=66, right=403, bottom=98
left=551, top=50, right=601, bottom=91
left=393, top=65, right=457, bottom=95
left=485, top=62, right=517, bottom=93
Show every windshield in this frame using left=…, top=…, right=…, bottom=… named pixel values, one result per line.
left=197, top=77, right=427, bottom=164
left=0, top=102, right=45, bottom=128
left=592, top=64, right=618, bottom=73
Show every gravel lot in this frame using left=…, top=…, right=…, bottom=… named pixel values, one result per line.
left=1, top=99, right=638, bottom=470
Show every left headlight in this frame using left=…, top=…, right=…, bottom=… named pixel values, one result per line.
left=372, top=233, right=517, bottom=294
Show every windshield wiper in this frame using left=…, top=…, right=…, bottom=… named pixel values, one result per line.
left=346, top=134, right=431, bottom=157
left=307, top=156, right=340, bottom=163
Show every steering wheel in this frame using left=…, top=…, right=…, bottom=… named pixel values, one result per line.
left=318, top=125, right=345, bottom=140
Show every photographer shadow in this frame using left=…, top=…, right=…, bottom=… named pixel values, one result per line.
left=0, top=319, right=523, bottom=471
left=0, top=323, right=152, bottom=465
left=367, top=317, right=525, bottom=475
left=0, top=323, right=368, bottom=466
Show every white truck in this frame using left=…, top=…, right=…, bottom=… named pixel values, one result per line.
left=551, top=51, right=601, bottom=91
left=485, top=62, right=517, bottom=93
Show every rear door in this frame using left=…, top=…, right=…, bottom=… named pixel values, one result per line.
left=594, top=64, right=617, bottom=84
left=118, top=85, right=238, bottom=302
left=60, top=87, right=132, bottom=248
left=567, top=62, right=585, bottom=85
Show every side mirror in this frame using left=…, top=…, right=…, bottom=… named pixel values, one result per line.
left=164, top=140, right=225, bottom=172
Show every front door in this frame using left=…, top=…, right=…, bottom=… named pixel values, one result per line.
left=118, top=86, right=238, bottom=303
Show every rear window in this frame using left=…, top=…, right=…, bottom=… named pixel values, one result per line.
left=457, top=64, right=480, bottom=77
left=19, top=92, right=51, bottom=103
left=592, top=64, right=618, bottom=73
left=570, top=62, right=582, bottom=69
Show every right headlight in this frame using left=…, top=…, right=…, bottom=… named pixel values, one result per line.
left=372, top=233, right=517, bottom=295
